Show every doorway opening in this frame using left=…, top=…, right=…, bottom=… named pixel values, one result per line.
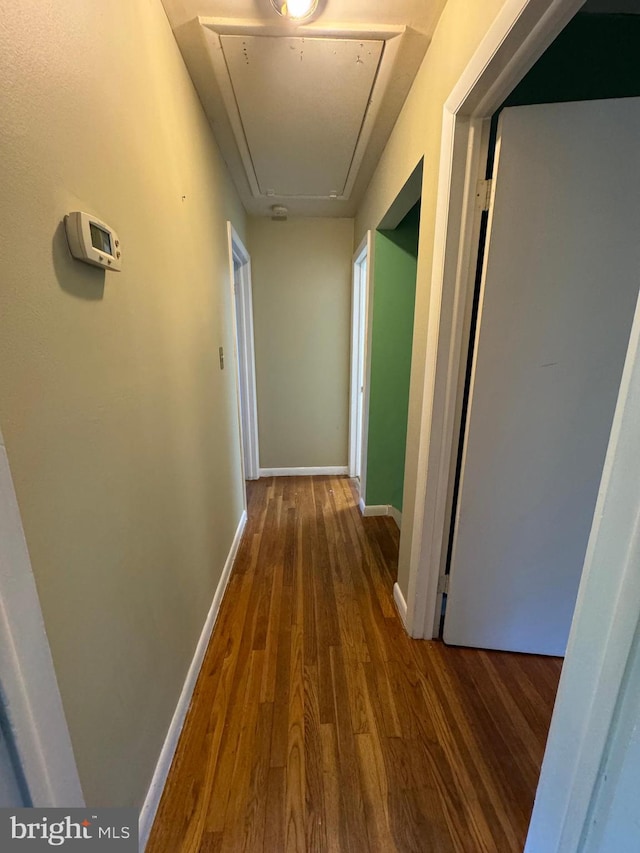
left=227, top=224, right=260, bottom=487
left=405, top=3, right=640, bottom=850
left=439, top=7, right=640, bottom=654
left=350, top=162, right=422, bottom=540
left=365, top=203, right=420, bottom=532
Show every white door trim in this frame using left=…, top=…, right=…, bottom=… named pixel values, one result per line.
left=348, top=239, right=364, bottom=478
left=349, top=234, right=368, bottom=479
left=348, top=231, right=375, bottom=497
left=227, top=224, right=260, bottom=483
left=0, top=426, right=84, bottom=807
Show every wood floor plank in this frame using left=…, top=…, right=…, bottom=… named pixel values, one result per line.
left=319, top=723, right=347, bottom=853
left=285, top=617, right=306, bottom=852
left=269, top=579, right=293, bottom=770
left=355, top=732, right=396, bottom=851
left=263, top=766, right=285, bottom=853
left=328, top=644, right=370, bottom=852
left=260, top=553, right=284, bottom=704
left=204, top=645, right=259, bottom=836
left=241, top=699, right=273, bottom=852
left=303, top=664, right=326, bottom=852
left=147, top=476, right=562, bottom=853
left=220, top=650, right=265, bottom=850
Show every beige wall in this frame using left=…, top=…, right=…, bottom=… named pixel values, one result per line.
left=355, top=0, right=506, bottom=595
left=247, top=217, right=354, bottom=470
left=0, top=0, right=246, bottom=807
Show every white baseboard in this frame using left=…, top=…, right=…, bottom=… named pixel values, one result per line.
left=359, top=500, right=389, bottom=517
left=359, top=501, right=402, bottom=530
left=138, top=509, right=247, bottom=851
left=393, top=582, right=408, bottom=629
left=259, top=466, right=348, bottom=477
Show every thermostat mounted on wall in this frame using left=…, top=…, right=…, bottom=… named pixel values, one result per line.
left=64, top=211, right=122, bottom=271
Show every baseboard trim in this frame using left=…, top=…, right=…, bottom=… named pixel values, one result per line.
left=359, top=501, right=402, bottom=529
left=359, top=501, right=389, bottom=517
left=259, top=466, right=348, bottom=477
left=393, top=582, right=408, bottom=629
left=138, top=509, right=247, bottom=851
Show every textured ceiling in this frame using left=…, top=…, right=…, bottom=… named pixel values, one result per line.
left=161, top=0, right=448, bottom=217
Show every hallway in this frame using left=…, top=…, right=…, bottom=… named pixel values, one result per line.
left=147, top=476, right=561, bottom=852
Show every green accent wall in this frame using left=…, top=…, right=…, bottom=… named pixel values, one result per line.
left=365, top=203, right=420, bottom=512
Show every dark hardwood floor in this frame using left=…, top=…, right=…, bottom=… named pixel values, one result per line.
left=147, top=476, right=562, bottom=852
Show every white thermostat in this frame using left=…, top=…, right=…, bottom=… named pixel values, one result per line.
left=64, top=211, right=122, bottom=271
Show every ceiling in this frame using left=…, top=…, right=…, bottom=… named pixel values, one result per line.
left=160, top=0, right=448, bottom=217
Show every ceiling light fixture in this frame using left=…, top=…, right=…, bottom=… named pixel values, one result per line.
left=270, top=0, right=318, bottom=22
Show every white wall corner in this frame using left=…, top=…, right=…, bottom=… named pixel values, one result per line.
left=393, top=582, right=408, bottom=629
left=389, top=506, right=402, bottom=529
left=138, top=509, right=247, bottom=851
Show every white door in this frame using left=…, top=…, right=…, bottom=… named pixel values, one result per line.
left=444, top=97, right=640, bottom=656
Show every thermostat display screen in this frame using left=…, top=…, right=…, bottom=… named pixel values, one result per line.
left=90, top=222, right=112, bottom=255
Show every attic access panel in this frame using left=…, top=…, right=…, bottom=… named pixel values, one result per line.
left=220, top=35, right=384, bottom=198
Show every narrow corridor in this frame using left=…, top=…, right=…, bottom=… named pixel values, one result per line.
left=148, top=476, right=561, bottom=852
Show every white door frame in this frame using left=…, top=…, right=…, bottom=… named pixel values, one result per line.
left=348, top=231, right=374, bottom=499
left=400, top=0, right=639, bottom=849
left=227, top=224, right=260, bottom=483
left=0, top=426, right=84, bottom=807
left=349, top=231, right=373, bottom=486
left=348, top=238, right=367, bottom=479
